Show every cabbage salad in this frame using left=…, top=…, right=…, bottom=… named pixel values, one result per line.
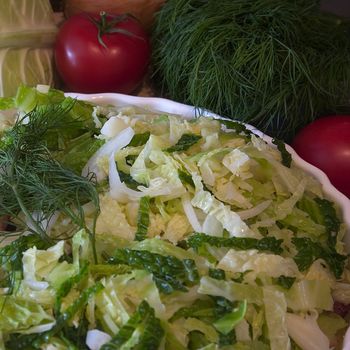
left=0, top=86, right=349, bottom=350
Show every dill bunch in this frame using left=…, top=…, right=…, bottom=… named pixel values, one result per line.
left=152, top=0, right=350, bottom=140
left=0, top=103, right=100, bottom=246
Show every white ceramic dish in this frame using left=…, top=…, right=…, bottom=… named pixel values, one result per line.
left=65, top=92, right=350, bottom=349
left=66, top=91, right=350, bottom=248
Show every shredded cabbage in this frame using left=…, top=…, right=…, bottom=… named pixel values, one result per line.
left=0, top=87, right=349, bottom=349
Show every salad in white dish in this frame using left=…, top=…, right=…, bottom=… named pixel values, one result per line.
left=0, top=85, right=349, bottom=350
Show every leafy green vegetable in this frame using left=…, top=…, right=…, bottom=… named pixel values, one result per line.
left=0, top=233, right=51, bottom=292
left=314, top=198, right=341, bottom=246
left=275, top=276, right=296, bottom=290
left=188, top=233, right=283, bottom=254
left=171, top=299, right=216, bottom=321
left=117, top=168, right=142, bottom=190
left=152, top=0, right=350, bottom=140
left=272, top=138, right=292, bottom=168
left=56, top=132, right=104, bottom=174
left=108, top=248, right=199, bottom=294
left=178, top=169, right=195, bottom=188
left=54, top=262, right=89, bottom=315
left=128, top=132, right=151, bottom=147
left=292, top=237, right=347, bottom=279
left=213, top=300, right=247, bottom=335
left=0, top=295, right=54, bottom=333
left=100, top=300, right=164, bottom=350
left=165, top=133, right=201, bottom=152
left=32, top=282, right=103, bottom=348
left=208, top=268, right=226, bottom=280
left=220, top=119, right=252, bottom=137
left=135, top=196, right=151, bottom=241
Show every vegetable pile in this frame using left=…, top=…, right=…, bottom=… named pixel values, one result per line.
left=152, top=0, right=350, bottom=140
left=0, top=86, right=349, bottom=349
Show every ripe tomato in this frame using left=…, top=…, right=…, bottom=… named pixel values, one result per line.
left=292, top=115, right=350, bottom=198
left=54, top=12, right=150, bottom=94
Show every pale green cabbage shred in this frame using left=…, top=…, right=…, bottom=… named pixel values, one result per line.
left=0, top=86, right=349, bottom=350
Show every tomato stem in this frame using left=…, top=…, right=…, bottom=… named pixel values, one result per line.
left=89, top=11, right=144, bottom=48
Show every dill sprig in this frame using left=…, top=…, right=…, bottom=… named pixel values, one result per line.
left=152, top=0, right=350, bottom=140
left=0, top=103, right=100, bottom=259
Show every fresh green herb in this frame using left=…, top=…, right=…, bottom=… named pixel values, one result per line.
left=188, top=233, right=283, bottom=254
left=272, top=138, right=292, bottom=167
left=152, top=0, right=350, bottom=140
left=165, top=133, right=201, bottom=152
left=0, top=104, right=100, bottom=254
left=135, top=196, right=151, bottom=241
left=108, top=248, right=199, bottom=294
left=101, top=300, right=164, bottom=350
left=128, top=131, right=151, bottom=147
left=275, top=276, right=296, bottom=290
left=292, top=237, right=347, bottom=279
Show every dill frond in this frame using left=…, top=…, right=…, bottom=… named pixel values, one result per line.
left=0, top=103, right=100, bottom=259
left=152, top=0, right=350, bottom=140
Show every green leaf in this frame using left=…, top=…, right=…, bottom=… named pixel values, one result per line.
left=100, top=300, right=164, bottom=350
left=292, top=237, right=347, bottom=279
left=165, top=133, right=201, bottom=152
left=128, top=132, right=151, bottom=147
left=275, top=276, right=296, bottom=290
left=272, top=138, right=292, bottom=167
left=188, top=233, right=283, bottom=254
left=135, top=196, right=151, bottom=241
left=32, top=282, right=104, bottom=348
left=213, top=300, right=247, bottom=335
left=57, top=132, right=104, bottom=174
left=54, top=262, right=89, bottom=315
left=170, top=299, right=216, bottom=321
left=314, top=198, right=341, bottom=246
left=108, top=248, right=199, bottom=294
left=0, top=233, right=51, bottom=293
left=178, top=169, right=195, bottom=187
left=220, top=119, right=252, bottom=136
left=208, top=268, right=226, bottom=280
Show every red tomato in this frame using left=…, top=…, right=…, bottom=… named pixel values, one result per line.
left=292, top=115, right=350, bottom=198
left=54, top=12, right=150, bottom=94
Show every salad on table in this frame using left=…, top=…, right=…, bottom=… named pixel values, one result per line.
left=0, top=85, right=349, bottom=350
